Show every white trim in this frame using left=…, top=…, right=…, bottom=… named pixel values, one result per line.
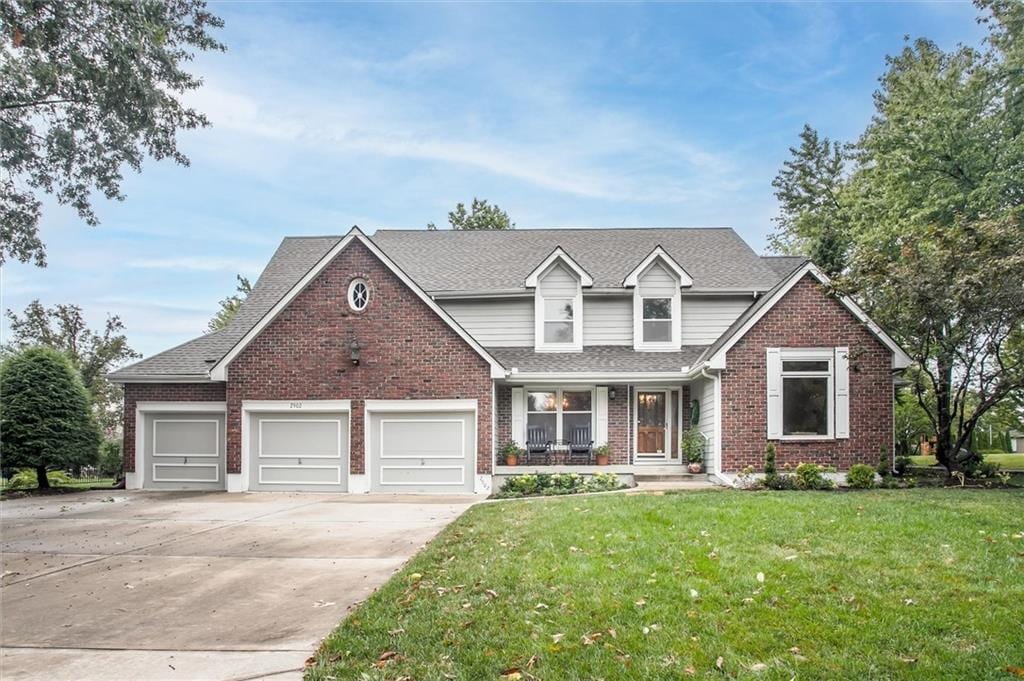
left=257, top=464, right=342, bottom=486
left=347, top=277, right=369, bottom=311
left=623, top=246, right=693, bottom=288
left=125, top=471, right=141, bottom=490
left=534, top=266, right=584, bottom=353
left=364, top=399, right=478, bottom=412
left=133, top=402, right=227, bottom=490
left=349, top=473, right=369, bottom=494
left=705, top=262, right=913, bottom=370
left=632, top=275, right=682, bottom=351
left=136, top=401, right=227, bottom=413
left=152, top=419, right=219, bottom=457
left=633, top=388, right=672, bottom=461
left=379, top=418, right=465, bottom=459
left=226, top=473, right=244, bottom=493
left=523, top=387, right=595, bottom=444
left=776, top=347, right=835, bottom=441
left=506, top=370, right=689, bottom=383
left=378, top=465, right=466, bottom=486
left=209, top=227, right=505, bottom=380
left=153, top=462, right=219, bottom=483
left=257, top=418, right=343, bottom=459
left=525, top=247, right=594, bottom=288
left=241, top=399, right=351, bottom=412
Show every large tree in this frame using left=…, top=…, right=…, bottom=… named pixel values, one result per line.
left=427, top=198, right=515, bottom=231
left=0, top=347, right=101, bottom=488
left=770, top=0, right=1024, bottom=472
left=4, top=301, right=139, bottom=433
left=0, top=0, right=225, bottom=266
left=207, top=274, right=252, bottom=332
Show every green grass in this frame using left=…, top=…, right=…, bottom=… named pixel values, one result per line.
left=910, top=453, right=1024, bottom=470
left=0, top=477, right=115, bottom=495
left=309, top=489, right=1024, bottom=680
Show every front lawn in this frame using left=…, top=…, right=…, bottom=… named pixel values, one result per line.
left=910, top=453, right=1024, bottom=470
left=309, top=489, right=1024, bottom=680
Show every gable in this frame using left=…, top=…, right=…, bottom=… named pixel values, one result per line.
left=638, top=261, right=678, bottom=296
left=538, top=263, right=579, bottom=296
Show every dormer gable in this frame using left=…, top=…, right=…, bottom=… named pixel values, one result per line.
left=527, top=248, right=588, bottom=353
left=622, top=246, right=692, bottom=288
left=525, top=247, right=593, bottom=288
left=624, top=247, right=690, bottom=351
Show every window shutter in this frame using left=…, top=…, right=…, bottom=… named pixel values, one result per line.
left=595, top=387, right=609, bottom=446
left=835, top=347, right=850, bottom=439
left=766, top=348, right=782, bottom=439
left=511, top=388, right=526, bottom=446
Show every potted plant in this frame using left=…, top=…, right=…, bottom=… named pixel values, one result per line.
left=594, top=443, right=612, bottom=466
left=681, top=429, right=705, bottom=474
left=500, top=441, right=523, bottom=466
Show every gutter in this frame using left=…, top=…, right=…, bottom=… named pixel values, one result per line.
left=699, top=364, right=733, bottom=487
left=106, top=374, right=216, bottom=384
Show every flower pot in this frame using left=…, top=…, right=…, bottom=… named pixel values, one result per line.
left=688, top=462, right=703, bottom=474
left=506, top=455, right=518, bottom=466
left=596, top=454, right=610, bottom=466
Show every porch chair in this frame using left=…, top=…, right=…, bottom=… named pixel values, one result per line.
left=525, top=427, right=552, bottom=466
left=567, top=426, right=594, bottom=466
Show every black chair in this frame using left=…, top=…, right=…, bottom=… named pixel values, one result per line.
left=567, top=426, right=594, bottom=465
left=525, top=427, right=552, bottom=466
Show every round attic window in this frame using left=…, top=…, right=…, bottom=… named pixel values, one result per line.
left=348, top=278, right=369, bottom=311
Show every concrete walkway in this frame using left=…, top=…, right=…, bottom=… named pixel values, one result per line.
left=1, top=490, right=476, bottom=681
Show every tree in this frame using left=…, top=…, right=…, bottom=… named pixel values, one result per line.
left=207, top=275, right=253, bottom=332
left=427, top=198, right=515, bottom=231
left=0, top=0, right=225, bottom=267
left=0, top=347, right=101, bottom=489
left=768, top=125, right=852, bottom=277
left=3, top=301, right=140, bottom=433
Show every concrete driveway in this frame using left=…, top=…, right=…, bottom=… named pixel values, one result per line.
left=1, top=490, right=476, bottom=681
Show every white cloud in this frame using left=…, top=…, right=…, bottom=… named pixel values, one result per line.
left=127, top=256, right=262, bottom=273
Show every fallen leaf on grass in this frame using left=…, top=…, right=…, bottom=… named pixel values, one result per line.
left=1006, top=665, right=1024, bottom=677
left=374, top=650, right=403, bottom=668
left=582, top=632, right=603, bottom=645
left=534, top=602, right=549, bottom=610
left=388, top=627, right=405, bottom=636
left=500, top=668, right=523, bottom=679
left=716, top=656, right=724, bottom=670
left=689, top=589, right=700, bottom=599
left=684, top=665, right=696, bottom=675
left=634, top=598, right=646, bottom=607
left=748, top=662, right=768, bottom=672
left=551, top=633, right=564, bottom=644
left=485, top=589, right=499, bottom=599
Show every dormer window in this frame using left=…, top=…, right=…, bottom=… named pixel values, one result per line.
left=642, top=297, right=672, bottom=343
left=544, top=298, right=575, bottom=343
left=623, top=246, right=692, bottom=352
left=525, top=247, right=592, bottom=353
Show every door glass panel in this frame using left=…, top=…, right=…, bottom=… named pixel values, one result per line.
left=637, top=392, right=667, bottom=454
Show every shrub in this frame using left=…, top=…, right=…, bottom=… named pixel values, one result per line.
left=583, top=472, right=622, bottom=493
left=968, top=460, right=1002, bottom=479
left=876, top=447, right=892, bottom=477
left=680, top=430, right=705, bottom=464
left=5, top=469, right=73, bottom=490
left=764, top=442, right=777, bottom=476
left=794, top=462, right=836, bottom=490
left=735, top=466, right=762, bottom=490
left=764, top=472, right=797, bottom=490
left=894, top=455, right=912, bottom=477
left=846, top=464, right=877, bottom=489
left=98, top=439, right=123, bottom=478
left=496, top=472, right=623, bottom=498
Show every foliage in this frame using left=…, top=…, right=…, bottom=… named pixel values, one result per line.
left=593, top=443, right=613, bottom=459
left=895, top=384, right=934, bottom=456
left=0, top=347, right=100, bottom=488
left=495, top=472, right=624, bottom=498
left=427, top=198, right=514, bottom=231
left=499, top=440, right=523, bottom=463
left=97, top=439, right=123, bottom=478
left=795, top=462, right=837, bottom=490
left=309, top=489, right=1024, bottom=681
left=770, top=1, right=1024, bottom=473
left=4, top=468, right=73, bottom=490
left=763, top=442, right=777, bottom=476
left=680, top=429, right=705, bottom=464
left=846, top=464, right=877, bottom=489
left=768, top=124, right=852, bottom=277
left=876, top=447, right=892, bottom=477
left=763, top=470, right=797, bottom=490
left=894, top=455, right=912, bottom=477
left=3, top=300, right=139, bottom=433
left=0, top=0, right=226, bottom=266
left=207, top=275, right=253, bottom=332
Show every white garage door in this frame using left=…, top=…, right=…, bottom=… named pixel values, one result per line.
left=249, top=413, right=349, bottom=492
left=368, top=410, right=475, bottom=493
left=143, top=413, right=226, bottom=490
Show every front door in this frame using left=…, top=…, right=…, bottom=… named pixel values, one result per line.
left=636, top=390, right=669, bottom=462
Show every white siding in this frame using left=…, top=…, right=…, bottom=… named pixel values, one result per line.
left=694, top=377, right=717, bottom=471
left=680, top=296, right=753, bottom=345
left=584, top=296, right=632, bottom=345
left=440, top=299, right=533, bottom=347
left=539, top=263, right=579, bottom=297
left=638, top=262, right=678, bottom=297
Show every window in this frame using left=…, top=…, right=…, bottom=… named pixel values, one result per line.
left=526, top=389, right=593, bottom=444
left=347, top=278, right=369, bottom=311
left=543, top=298, right=575, bottom=344
left=781, top=357, right=831, bottom=437
left=642, top=298, right=672, bottom=343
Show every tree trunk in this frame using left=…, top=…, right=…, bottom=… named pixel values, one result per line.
left=934, top=356, right=955, bottom=473
left=36, top=465, right=50, bottom=490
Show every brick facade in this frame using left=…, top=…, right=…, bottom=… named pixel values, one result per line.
left=224, top=239, right=493, bottom=476
left=719, top=274, right=893, bottom=472
left=122, top=382, right=227, bottom=472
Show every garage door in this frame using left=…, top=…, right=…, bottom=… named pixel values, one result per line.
left=367, top=410, right=475, bottom=493
left=249, top=413, right=349, bottom=492
left=143, top=413, right=226, bottom=490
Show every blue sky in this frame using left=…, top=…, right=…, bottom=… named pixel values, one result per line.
left=2, top=1, right=984, bottom=359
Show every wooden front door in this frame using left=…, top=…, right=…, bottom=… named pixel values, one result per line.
left=636, top=391, right=668, bottom=461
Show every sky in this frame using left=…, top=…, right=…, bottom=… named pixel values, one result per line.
left=2, top=1, right=986, bottom=360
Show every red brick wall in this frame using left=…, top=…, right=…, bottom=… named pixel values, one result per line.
left=720, top=274, right=893, bottom=472
left=121, top=382, right=227, bottom=472
left=225, top=240, right=494, bottom=476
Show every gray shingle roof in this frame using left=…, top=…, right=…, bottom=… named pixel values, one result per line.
left=373, top=228, right=781, bottom=292
left=110, top=228, right=776, bottom=381
left=490, top=345, right=708, bottom=374
left=761, top=255, right=807, bottom=279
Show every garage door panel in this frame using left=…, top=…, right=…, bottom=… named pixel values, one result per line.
left=259, top=419, right=341, bottom=458
left=380, top=420, right=464, bottom=459
left=257, top=465, right=341, bottom=486
left=379, top=466, right=465, bottom=486
left=153, top=420, right=219, bottom=457
left=153, top=463, right=219, bottom=483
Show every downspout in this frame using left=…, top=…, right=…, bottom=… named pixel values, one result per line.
left=700, top=366, right=732, bottom=487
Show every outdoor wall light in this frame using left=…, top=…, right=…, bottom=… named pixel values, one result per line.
left=349, top=340, right=362, bottom=366
left=608, top=386, right=617, bottom=400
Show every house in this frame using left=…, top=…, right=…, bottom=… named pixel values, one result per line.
left=108, top=227, right=912, bottom=493
left=1010, top=430, right=1024, bottom=454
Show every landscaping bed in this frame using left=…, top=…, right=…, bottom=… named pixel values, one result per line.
left=308, top=488, right=1024, bottom=680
